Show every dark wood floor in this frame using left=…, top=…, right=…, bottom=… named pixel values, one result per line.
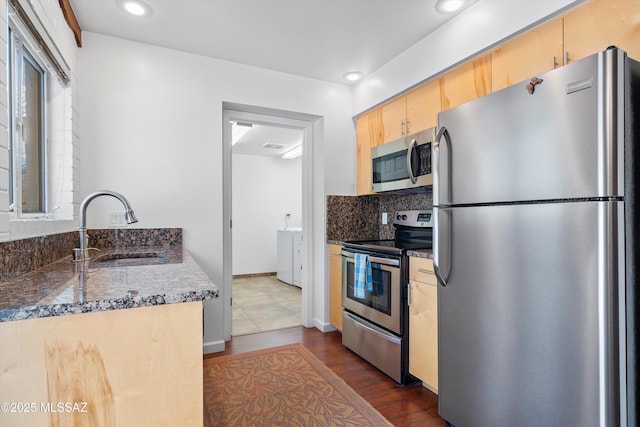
left=203, top=326, right=447, bottom=427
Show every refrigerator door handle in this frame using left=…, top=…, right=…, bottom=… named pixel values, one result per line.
left=434, top=126, right=452, bottom=206
left=434, top=126, right=452, bottom=287
left=406, top=138, right=418, bottom=184
left=433, top=207, right=451, bottom=287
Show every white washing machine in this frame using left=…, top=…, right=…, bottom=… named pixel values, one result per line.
left=277, top=228, right=302, bottom=287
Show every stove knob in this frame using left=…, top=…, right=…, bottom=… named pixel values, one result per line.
left=402, top=215, right=408, bottom=220
left=396, top=214, right=402, bottom=221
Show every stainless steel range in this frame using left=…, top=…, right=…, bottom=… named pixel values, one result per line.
left=341, top=209, right=433, bottom=384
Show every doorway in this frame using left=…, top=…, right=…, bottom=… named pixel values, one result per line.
left=222, top=103, right=322, bottom=341
left=230, top=122, right=304, bottom=335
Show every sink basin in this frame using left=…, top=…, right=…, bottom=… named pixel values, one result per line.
left=89, top=251, right=167, bottom=267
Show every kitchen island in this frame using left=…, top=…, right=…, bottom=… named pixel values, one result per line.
left=0, top=242, right=217, bottom=427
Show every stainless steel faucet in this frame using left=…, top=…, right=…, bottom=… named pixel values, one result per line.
left=74, top=190, right=138, bottom=262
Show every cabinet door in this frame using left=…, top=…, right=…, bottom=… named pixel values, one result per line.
left=355, top=113, right=375, bottom=195
left=442, top=54, right=492, bottom=111
left=564, top=0, right=640, bottom=64
left=406, top=78, right=442, bottom=133
left=328, top=244, right=343, bottom=330
left=408, top=257, right=438, bottom=393
left=381, top=96, right=407, bottom=143
left=0, top=303, right=203, bottom=427
left=492, top=18, right=564, bottom=91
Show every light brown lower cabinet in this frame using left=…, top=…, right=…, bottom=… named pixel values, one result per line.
left=408, top=256, right=438, bottom=393
left=0, top=302, right=203, bottom=427
left=328, top=244, right=343, bottom=331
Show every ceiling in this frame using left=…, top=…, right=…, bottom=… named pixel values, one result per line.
left=68, top=0, right=474, bottom=85
left=232, top=124, right=303, bottom=158
left=68, top=0, right=476, bottom=157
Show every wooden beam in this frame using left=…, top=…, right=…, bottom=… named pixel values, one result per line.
left=58, top=0, right=82, bottom=47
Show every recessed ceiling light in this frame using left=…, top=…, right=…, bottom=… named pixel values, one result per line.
left=119, top=0, right=152, bottom=16
left=343, top=71, right=363, bottom=82
left=435, top=0, right=464, bottom=13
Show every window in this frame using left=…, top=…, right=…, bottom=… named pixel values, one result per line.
left=8, top=28, right=47, bottom=214
left=7, top=0, right=75, bottom=221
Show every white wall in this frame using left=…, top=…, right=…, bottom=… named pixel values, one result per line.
left=352, top=0, right=584, bottom=114
left=77, top=32, right=354, bottom=350
left=232, top=153, right=302, bottom=275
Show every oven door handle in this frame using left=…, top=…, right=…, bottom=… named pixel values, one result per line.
left=342, top=250, right=400, bottom=267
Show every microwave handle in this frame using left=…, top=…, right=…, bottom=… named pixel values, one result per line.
left=406, top=138, right=418, bottom=184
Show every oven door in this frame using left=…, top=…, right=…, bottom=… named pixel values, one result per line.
left=341, top=249, right=402, bottom=335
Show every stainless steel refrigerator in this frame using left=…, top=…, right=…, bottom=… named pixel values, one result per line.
left=433, top=47, right=639, bottom=427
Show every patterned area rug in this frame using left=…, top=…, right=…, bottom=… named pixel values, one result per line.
left=203, top=343, right=393, bottom=426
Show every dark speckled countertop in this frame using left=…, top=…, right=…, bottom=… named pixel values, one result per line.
left=406, top=249, right=433, bottom=259
left=0, top=230, right=218, bottom=323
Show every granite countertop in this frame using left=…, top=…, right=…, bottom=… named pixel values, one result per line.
left=0, top=246, right=218, bottom=323
left=406, top=249, right=433, bottom=259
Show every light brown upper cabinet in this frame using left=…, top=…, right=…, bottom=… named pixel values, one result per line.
left=406, top=78, right=442, bottom=135
left=491, top=18, right=564, bottom=92
left=380, top=78, right=442, bottom=143
left=381, top=96, right=407, bottom=143
left=564, top=0, right=640, bottom=64
left=355, top=110, right=382, bottom=195
left=442, top=54, right=492, bottom=111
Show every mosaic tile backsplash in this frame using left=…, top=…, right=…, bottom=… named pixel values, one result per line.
left=326, top=192, right=433, bottom=242
left=0, top=228, right=182, bottom=282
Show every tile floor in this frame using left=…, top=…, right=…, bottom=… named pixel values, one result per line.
left=232, top=274, right=302, bottom=336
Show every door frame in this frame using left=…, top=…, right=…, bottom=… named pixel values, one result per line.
left=222, top=102, right=322, bottom=341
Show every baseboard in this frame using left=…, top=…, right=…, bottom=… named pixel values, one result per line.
left=232, top=272, right=276, bottom=279
left=313, top=318, right=337, bottom=333
left=203, top=339, right=225, bottom=354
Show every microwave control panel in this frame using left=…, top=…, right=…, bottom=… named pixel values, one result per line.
left=413, top=143, right=431, bottom=176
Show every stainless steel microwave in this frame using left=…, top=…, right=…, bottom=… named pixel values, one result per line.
left=371, top=127, right=434, bottom=193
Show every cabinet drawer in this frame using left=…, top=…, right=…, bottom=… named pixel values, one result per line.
left=409, top=257, right=437, bottom=285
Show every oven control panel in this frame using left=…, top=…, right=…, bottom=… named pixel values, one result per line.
left=393, top=209, right=433, bottom=228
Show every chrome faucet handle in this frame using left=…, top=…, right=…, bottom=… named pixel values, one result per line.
left=72, top=247, right=101, bottom=263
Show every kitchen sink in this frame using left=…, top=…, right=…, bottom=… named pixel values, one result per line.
left=89, top=251, right=167, bottom=267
